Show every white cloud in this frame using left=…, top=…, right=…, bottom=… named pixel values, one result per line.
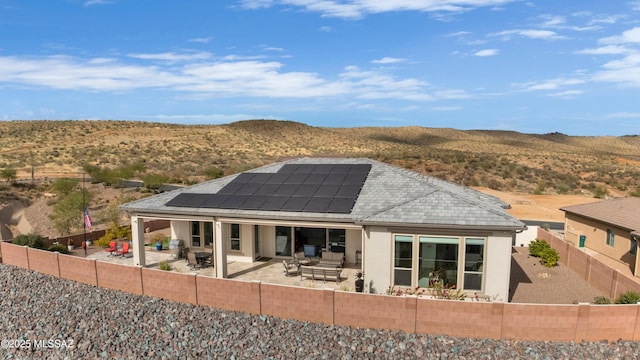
left=127, top=52, right=212, bottom=62
left=240, top=0, right=516, bottom=19
left=318, top=26, right=333, bottom=32
left=516, top=77, right=585, bottom=91
left=632, top=1, right=640, bottom=11
left=576, top=45, right=631, bottom=55
left=474, top=49, right=499, bottom=57
left=545, top=90, right=583, bottom=98
left=371, top=57, right=406, bottom=64
left=600, top=27, right=640, bottom=44
left=431, top=106, right=462, bottom=111
left=489, top=29, right=567, bottom=40
left=605, top=111, right=640, bottom=118
left=592, top=53, right=640, bottom=86
left=83, top=0, right=111, bottom=7
left=188, top=37, right=212, bottom=44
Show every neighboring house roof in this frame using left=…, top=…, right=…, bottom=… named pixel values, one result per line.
left=560, top=197, right=640, bottom=236
left=120, top=158, right=525, bottom=230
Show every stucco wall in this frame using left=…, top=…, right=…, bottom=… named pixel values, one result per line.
left=364, top=226, right=392, bottom=294
left=344, top=228, right=361, bottom=264
left=170, top=220, right=190, bottom=245
left=565, top=213, right=634, bottom=268
left=484, top=232, right=513, bottom=302
left=514, top=226, right=538, bottom=247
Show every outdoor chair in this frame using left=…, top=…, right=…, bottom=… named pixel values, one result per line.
left=105, top=241, right=117, bottom=256
left=187, top=252, right=201, bottom=270
left=283, top=260, right=298, bottom=276
left=115, top=242, right=129, bottom=257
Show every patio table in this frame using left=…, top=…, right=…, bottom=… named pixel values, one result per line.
left=195, top=252, right=212, bottom=267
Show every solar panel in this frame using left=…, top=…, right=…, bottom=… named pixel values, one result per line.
left=202, top=194, right=229, bottom=208
left=314, top=185, right=340, bottom=197
left=237, top=183, right=259, bottom=195
left=295, top=184, right=319, bottom=197
left=285, top=173, right=308, bottom=184
left=220, top=195, right=250, bottom=209
left=164, top=162, right=371, bottom=214
left=165, top=193, right=193, bottom=207
left=323, top=173, right=346, bottom=185
left=242, top=195, right=269, bottom=210
left=233, top=173, right=257, bottom=183
left=303, top=197, right=332, bottom=212
left=327, top=197, right=356, bottom=213
left=343, top=173, right=367, bottom=185
left=281, top=196, right=310, bottom=211
left=304, top=173, right=326, bottom=185
left=254, top=183, right=280, bottom=196
left=217, top=181, right=244, bottom=195
left=274, top=184, right=299, bottom=196
left=261, top=196, right=289, bottom=211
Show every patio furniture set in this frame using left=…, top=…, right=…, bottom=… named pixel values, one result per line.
left=283, top=250, right=346, bottom=282
left=184, top=248, right=213, bottom=270
left=105, top=240, right=132, bottom=258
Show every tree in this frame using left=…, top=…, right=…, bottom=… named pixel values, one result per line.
left=49, top=189, right=92, bottom=236
left=52, top=177, right=80, bottom=197
left=1, top=167, right=17, bottom=184
left=141, top=172, right=169, bottom=192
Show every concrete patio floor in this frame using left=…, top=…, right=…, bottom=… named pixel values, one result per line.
left=87, top=247, right=361, bottom=291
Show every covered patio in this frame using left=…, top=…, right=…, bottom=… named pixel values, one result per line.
left=87, top=247, right=361, bottom=291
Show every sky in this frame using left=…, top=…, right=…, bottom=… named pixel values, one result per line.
left=1, top=1, right=640, bottom=136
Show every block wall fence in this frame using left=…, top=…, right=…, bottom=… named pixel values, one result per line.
left=2, top=239, right=640, bottom=342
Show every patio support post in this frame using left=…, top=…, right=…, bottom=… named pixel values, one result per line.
left=131, top=214, right=146, bottom=267
left=214, top=220, right=227, bottom=278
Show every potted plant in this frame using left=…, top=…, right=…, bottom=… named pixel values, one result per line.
left=67, top=239, right=74, bottom=251
left=151, top=233, right=165, bottom=251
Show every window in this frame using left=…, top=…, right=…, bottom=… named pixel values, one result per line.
left=230, top=224, right=240, bottom=251
left=418, top=237, right=459, bottom=288
left=463, top=238, right=484, bottom=291
left=393, top=235, right=413, bottom=286
left=329, top=229, right=346, bottom=252
left=606, top=229, right=615, bottom=247
left=631, top=237, right=638, bottom=256
left=204, top=222, right=213, bottom=247
left=191, top=221, right=201, bottom=247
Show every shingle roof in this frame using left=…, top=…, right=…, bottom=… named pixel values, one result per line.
left=561, top=197, right=640, bottom=233
left=120, top=158, right=524, bottom=230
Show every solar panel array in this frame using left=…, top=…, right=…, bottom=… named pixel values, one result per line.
left=165, top=163, right=371, bottom=214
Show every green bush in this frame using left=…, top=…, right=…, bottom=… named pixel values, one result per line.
left=47, top=244, right=69, bottom=254
left=529, top=239, right=551, bottom=257
left=159, top=260, right=172, bottom=271
left=12, top=234, right=45, bottom=249
left=593, top=296, right=612, bottom=304
left=540, top=247, right=559, bottom=267
left=615, top=290, right=640, bottom=304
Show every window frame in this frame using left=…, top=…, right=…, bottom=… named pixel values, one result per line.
left=606, top=228, right=615, bottom=247
left=229, top=223, right=241, bottom=251
left=191, top=221, right=201, bottom=248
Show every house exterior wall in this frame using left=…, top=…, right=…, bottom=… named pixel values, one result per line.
left=484, top=232, right=513, bottom=302
left=260, top=225, right=276, bottom=257
left=226, top=223, right=254, bottom=263
left=344, top=228, right=361, bottom=264
left=364, top=226, right=392, bottom=294
left=514, top=225, right=538, bottom=247
left=170, top=220, right=190, bottom=245
left=565, top=213, right=636, bottom=273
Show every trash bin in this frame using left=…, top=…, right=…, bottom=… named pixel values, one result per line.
left=579, top=235, right=586, bottom=248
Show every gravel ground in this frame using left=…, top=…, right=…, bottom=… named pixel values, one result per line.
left=1, top=265, right=639, bottom=359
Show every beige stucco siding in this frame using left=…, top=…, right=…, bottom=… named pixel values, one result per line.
left=565, top=213, right=635, bottom=272
left=363, top=226, right=392, bottom=294
left=484, top=232, right=513, bottom=302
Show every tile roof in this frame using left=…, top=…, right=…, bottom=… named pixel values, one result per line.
left=120, top=158, right=524, bottom=230
left=561, top=197, right=640, bottom=233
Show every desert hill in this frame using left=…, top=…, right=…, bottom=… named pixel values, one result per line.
left=0, top=119, right=638, bottom=197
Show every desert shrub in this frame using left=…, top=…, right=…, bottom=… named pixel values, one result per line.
left=593, top=296, right=612, bottom=304
left=540, top=247, right=559, bottom=267
left=47, top=244, right=69, bottom=254
left=615, top=290, right=640, bottom=304
left=594, top=185, right=609, bottom=199
left=96, top=225, right=131, bottom=247
left=159, top=260, right=172, bottom=271
left=150, top=233, right=168, bottom=246
left=529, top=239, right=550, bottom=257
left=12, top=234, right=44, bottom=249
